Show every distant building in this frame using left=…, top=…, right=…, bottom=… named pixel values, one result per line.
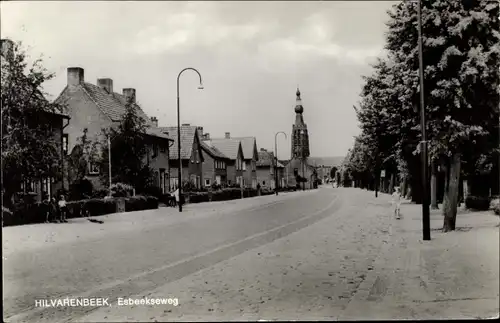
left=283, top=88, right=317, bottom=189
left=203, top=135, right=245, bottom=186
left=160, top=125, right=204, bottom=190
left=231, top=135, right=259, bottom=189
left=256, top=148, right=285, bottom=189
left=199, top=132, right=231, bottom=187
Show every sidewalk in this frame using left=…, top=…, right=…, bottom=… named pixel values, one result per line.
left=2, top=189, right=317, bottom=257
left=340, top=198, right=500, bottom=320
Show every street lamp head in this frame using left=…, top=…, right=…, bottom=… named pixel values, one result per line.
left=198, top=85, right=204, bottom=90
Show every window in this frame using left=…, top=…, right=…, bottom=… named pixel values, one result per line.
left=205, top=179, right=211, bottom=187
left=62, top=134, right=69, bottom=154
left=89, top=161, right=100, bottom=175
left=160, top=144, right=166, bottom=153
left=152, top=143, right=159, bottom=158
left=263, top=181, right=266, bottom=185
left=170, top=177, right=179, bottom=190
left=243, top=161, right=246, bottom=171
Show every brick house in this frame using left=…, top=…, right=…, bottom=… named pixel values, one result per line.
left=256, top=148, right=285, bottom=189
left=159, top=124, right=204, bottom=190
left=1, top=39, right=71, bottom=202
left=54, top=67, right=173, bottom=192
left=203, top=136, right=245, bottom=186
left=228, top=134, right=259, bottom=188
left=199, top=133, right=230, bottom=188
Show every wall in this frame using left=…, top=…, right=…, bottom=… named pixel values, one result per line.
left=256, top=167, right=272, bottom=188
left=284, top=158, right=314, bottom=189
left=58, top=86, right=112, bottom=156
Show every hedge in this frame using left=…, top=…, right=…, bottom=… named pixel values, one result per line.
left=2, top=195, right=159, bottom=227
left=465, top=196, right=491, bottom=211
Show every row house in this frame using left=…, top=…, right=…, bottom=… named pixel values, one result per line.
left=1, top=38, right=70, bottom=202
left=209, top=132, right=258, bottom=188
left=203, top=136, right=245, bottom=187
left=199, top=132, right=231, bottom=187
left=54, top=67, right=173, bottom=192
left=159, top=124, right=204, bottom=190
left=256, top=148, right=285, bottom=189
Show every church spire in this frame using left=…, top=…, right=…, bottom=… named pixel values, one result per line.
left=295, top=87, right=304, bottom=114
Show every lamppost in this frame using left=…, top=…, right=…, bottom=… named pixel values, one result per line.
left=417, top=0, right=431, bottom=240
left=274, top=131, right=287, bottom=195
left=176, top=68, right=204, bottom=212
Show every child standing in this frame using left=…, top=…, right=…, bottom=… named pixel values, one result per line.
left=392, top=187, right=402, bottom=219
left=58, top=195, right=68, bottom=223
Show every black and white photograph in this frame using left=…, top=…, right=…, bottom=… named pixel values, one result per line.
left=1, top=0, right=499, bottom=321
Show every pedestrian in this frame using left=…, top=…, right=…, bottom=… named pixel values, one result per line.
left=42, top=194, right=51, bottom=223
left=50, top=196, right=58, bottom=223
left=58, top=195, right=68, bottom=223
left=392, top=186, right=402, bottom=219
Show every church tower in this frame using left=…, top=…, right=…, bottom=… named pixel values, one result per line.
left=291, top=88, right=310, bottom=159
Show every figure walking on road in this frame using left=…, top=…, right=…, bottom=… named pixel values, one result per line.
left=392, top=186, right=402, bottom=219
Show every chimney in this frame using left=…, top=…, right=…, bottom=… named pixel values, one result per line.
left=97, top=78, right=113, bottom=93
left=67, top=67, right=84, bottom=87
left=1, top=39, right=14, bottom=58
left=225, top=132, right=230, bottom=139
left=150, top=117, right=158, bottom=127
left=182, top=123, right=190, bottom=126
left=203, top=133, right=210, bottom=140
left=123, top=88, right=136, bottom=104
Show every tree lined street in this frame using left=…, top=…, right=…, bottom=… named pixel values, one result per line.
left=4, top=187, right=499, bottom=322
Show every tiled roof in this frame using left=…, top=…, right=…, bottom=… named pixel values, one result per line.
left=232, top=136, right=257, bottom=161
left=257, top=150, right=284, bottom=168
left=203, top=138, right=242, bottom=160
left=160, top=126, right=199, bottom=160
left=200, top=141, right=229, bottom=160
left=82, top=82, right=155, bottom=127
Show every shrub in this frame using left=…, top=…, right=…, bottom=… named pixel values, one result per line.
left=494, top=205, right=500, bottom=216
left=141, top=186, right=163, bottom=199
left=465, top=196, right=491, bottom=211
left=125, top=195, right=158, bottom=211
left=188, top=192, right=210, bottom=204
left=66, top=198, right=117, bottom=218
left=261, top=188, right=274, bottom=196
left=92, top=189, right=109, bottom=198
left=111, top=182, right=133, bottom=197
left=68, top=178, right=93, bottom=201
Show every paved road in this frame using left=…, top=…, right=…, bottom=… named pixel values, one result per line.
left=4, top=187, right=350, bottom=322
left=4, top=187, right=497, bottom=322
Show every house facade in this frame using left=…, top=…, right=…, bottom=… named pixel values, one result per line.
left=160, top=125, right=204, bottom=190
left=1, top=38, right=71, bottom=202
left=203, top=136, right=244, bottom=186
left=229, top=134, right=259, bottom=188
left=256, top=148, right=285, bottom=189
left=54, top=67, right=172, bottom=192
left=200, top=135, right=230, bottom=188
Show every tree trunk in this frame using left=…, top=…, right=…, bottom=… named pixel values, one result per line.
left=443, top=154, right=461, bottom=232
left=389, top=173, right=395, bottom=194
left=401, top=176, right=407, bottom=197
left=431, top=161, right=439, bottom=209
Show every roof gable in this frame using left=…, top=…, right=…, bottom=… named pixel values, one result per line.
left=200, top=141, right=229, bottom=160
left=161, top=125, right=199, bottom=160
left=82, top=82, right=155, bottom=127
left=203, top=138, right=243, bottom=160
left=233, top=136, right=258, bottom=161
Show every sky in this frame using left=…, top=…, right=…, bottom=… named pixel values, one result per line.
left=1, top=0, right=394, bottom=159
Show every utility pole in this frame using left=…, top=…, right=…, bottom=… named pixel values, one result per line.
left=418, top=0, right=431, bottom=241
